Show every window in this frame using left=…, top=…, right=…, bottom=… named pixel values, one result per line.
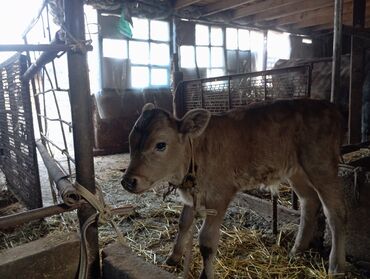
left=226, top=27, right=252, bottom=73
left=180, top=24, right=225, bottom=78
left=267, top=31, right=291, bottom=69
left=102, top=16, right=170, bottom=88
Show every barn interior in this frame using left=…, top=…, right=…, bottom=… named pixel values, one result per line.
left=0, top=0, right=370, bottom=278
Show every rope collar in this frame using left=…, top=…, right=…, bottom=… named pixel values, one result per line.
left=163, top=138, right=217, bottom=217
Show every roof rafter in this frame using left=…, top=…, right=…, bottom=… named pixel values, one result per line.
left=202, top=0, right=255, bottom=17
left=175, top=0, right=202, bottom=10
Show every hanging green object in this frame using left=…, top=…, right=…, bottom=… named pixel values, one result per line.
left=118, top=7, right=133, bottom=39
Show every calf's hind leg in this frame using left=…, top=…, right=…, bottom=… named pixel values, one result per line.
left=289, top=168, right=322, bottom=256
left=310, top=175, right=346, bottom=275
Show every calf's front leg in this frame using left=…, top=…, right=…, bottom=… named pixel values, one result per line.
left=198, top=209, right=226, bottom=279
left=166, top=204, right=195, bottom=266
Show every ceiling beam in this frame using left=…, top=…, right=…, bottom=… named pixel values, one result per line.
left=295, top=11, right=353, bottom=29
left=275, top=6, right=336, bottom=26
left=202, top=0, right=255, bottom=17
left=175, top=0, right=202, bottom=10
left=232, top=0, right=303, bottom=20
left=244, top=0, right=339, bottom=22
left=295, top=5, right=370, bottom=29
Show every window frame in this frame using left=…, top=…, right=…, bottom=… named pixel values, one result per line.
left=99, top=13, right=171, bottom=89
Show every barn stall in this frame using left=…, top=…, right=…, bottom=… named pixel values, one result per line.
left=0, top=0, right=370, bottom=278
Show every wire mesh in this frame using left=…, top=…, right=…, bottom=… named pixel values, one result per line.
left=181, top=65, right=311, bottom=114
left=0, top=54, right=42, bottom=209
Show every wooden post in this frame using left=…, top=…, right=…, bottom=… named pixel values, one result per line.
left=349, top=0, right=366, bottom=144
left=330, top=0, right=343, bottom=105
left=65, top=0, right=100, bottom=277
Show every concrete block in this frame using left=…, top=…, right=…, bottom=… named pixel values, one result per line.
left=0, top=232, right=80, bottom=279
left=102, top=243, right=176, bottom=279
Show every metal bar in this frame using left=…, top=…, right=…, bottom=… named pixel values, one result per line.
left=43, top=66, right=73, bottom=174
left=22, top=32, right=66, bottom=81
left=35, top=88, right=69, bottom=97
left=185, top=65, right=309, bottom=84
left=228, top=76, right=231, bottom=109
left=24, top=36, right=45, bottom=146
left=330, top=0, right=343, bottom=104
left=0, top=203, right=81, bottom=230
left=22, top=0, right=47, bottom=38
left=38, top=114, right=72, bottom=128
left=272, top=195, right=278, bottom=235
left=65, top=0, right=100, bottom=277
left=306, top=65, right=312, bottom=98
left=40, top=133, right=76, bottom=164
left=0, top=44, right=70, bottom=52
left=348, top=0, right=365, bottom=144
left=36, top=140, right=80, bottom=205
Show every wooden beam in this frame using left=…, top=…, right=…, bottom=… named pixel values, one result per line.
left=246, top=0, right=338, bottom=22
left=233, top=0, right=302, bottom=20
left=276, top=2, right=352, bottom=26
left=202, top=0, right=255, bottom=17
left=175, top=0, right=202, bottom=10
left=295, top=10, right=353, bottom=29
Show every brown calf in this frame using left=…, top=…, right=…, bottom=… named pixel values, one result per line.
left=121, top=99, right=346, bottom=278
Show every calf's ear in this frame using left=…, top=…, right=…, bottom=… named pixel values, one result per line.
left=179, top=109, right=211, bottom=138
left=142, top=103, right=155, bottom=113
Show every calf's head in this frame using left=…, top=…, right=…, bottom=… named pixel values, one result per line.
left=121, top=103, right=211, bottom=194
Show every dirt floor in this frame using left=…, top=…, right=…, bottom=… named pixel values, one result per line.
left=1, top=153, right=369, bottom=278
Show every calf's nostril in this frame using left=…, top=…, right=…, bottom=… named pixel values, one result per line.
left=121, top=175, right=137, bottom=192
left=132, top=178, right=137, bottom=187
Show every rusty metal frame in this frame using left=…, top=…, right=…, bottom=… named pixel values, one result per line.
left=0, top=1, right=100, bottom=277
left=0, top=54, right=42, bottom=209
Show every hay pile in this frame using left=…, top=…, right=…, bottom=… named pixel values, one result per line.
left=99, top=197, right=330, bottom=279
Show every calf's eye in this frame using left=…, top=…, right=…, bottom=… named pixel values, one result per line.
left=155, top=142, right=167, bottom=151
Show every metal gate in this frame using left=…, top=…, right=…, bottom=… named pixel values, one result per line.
left=174, top=65, right=311, bottom=117
left=0, top=54, right=41, bottom=209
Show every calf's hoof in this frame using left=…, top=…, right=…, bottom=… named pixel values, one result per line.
left=165, top=255, right=181, bottom=266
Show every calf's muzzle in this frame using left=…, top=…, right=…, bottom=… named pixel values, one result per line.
left=121, top=175, right=137, bottom=193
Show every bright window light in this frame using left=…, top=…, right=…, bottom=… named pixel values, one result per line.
left=151, top=68, right=168, bottom=86
left=150, top=20, right=169, bottom=41
left=196, top=46, right=210, bottom=67
left=226, top=28, right=238, bottom=50
left=131, top=66, right=149, bottom=87
left=129, top=41, right=149, bottom=64
left=102, top=39, right=127, bottom=59
left=211, top=47, right=224, bottom=67
left=210, top=27, right=223, bottom=46
left=196, top=24, right=209, bottom=45
left=180, top=46, right=195, bottom=68
left=132, top=17, right=149, bottom=40
left=302, top=38, right=312, bottom=44
left=150, top=43, right=170, bottom=66
left=207, top=68, right=224, bottom=78
left=238, top=29, right=250, bottom=51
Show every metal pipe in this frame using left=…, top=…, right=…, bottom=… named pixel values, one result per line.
left=65, top=0, right=100, bottom=276
left=36, top=140, right=80, bottom=205
left=22, top=31, right=66, bottom=81
left=272, top=195, right=278, bottom=235
left=40, top=133, right=76, bottom=164
left=0, top=202, right=134, bottom=230
left=0, top=44, right=70, bottom=52
left=0, top=203, right=81, bottom=230
left=330, top=0, right=343, bottom=104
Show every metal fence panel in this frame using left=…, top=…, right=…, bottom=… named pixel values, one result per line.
left=0, top=54, right=42, bottom=209
left=176, top=65, right=311, bottom=116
